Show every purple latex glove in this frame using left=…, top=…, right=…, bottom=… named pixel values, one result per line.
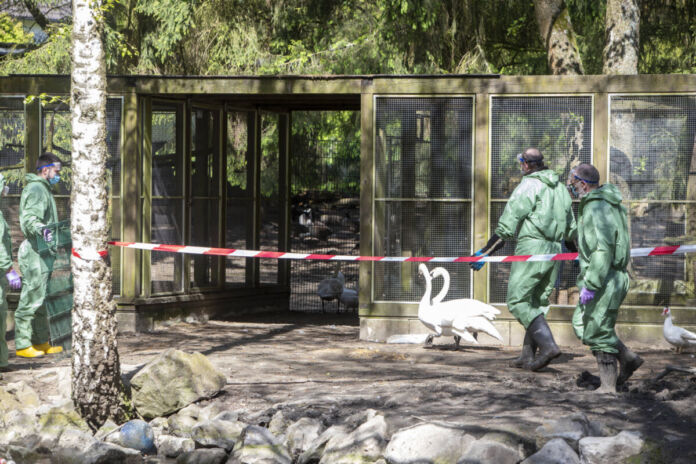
left=579, top=287, right=595, bottom=305
left=43, top=228, right=53, bottom=243
left=6, top=269, right=21, bottom=291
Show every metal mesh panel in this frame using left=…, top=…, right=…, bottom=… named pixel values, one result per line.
left=490, top=96, right=593, bottom=200
left=107, top=98, right=122, bottom=295
left=489, top=202, right=580, bottom=305
left=289, top=111, right=360, bottom=312
left=225, top=111, right=251, bottom=287
left=190, top=108, right=221, bottom=289
left=150, top=104, right=184, bottom=294
left=374, top=97, right=473, bottom=302
left=375, top=97, right=473, bottom=199
left=610, top=95, right=696, bottom=307
left=0, top=97, right=25, bottom=280
left=260, top=114, right=279, bottom=284
left=489, top=96, right=591, bottom=305
left=374, top=201, right=471, bottom=301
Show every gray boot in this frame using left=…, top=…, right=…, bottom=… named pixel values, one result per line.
left=616, top=340, right=643, bottom=385
left=594, top=351, right=618, bottom=393
left=527, top=315, right=561, bottom=371
left=509, top=329, right=536, bottom=368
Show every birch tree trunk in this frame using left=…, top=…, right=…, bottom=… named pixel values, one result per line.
left=534, top=0, right=584, bottom=75
left=70, top=0, right=121, bottom=428
left=602, top=0, right=639, bottom=74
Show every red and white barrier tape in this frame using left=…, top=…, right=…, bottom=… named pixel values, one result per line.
left=107, top=241, right=696, bottom=263
left=72, top=248, right=109, bottom=261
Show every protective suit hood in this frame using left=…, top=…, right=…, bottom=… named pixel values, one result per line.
left=582, top=183, right=623, bottom=207
left=527, top=168, right=559, bottom=188
left=25, top=172, right=50, bottom=187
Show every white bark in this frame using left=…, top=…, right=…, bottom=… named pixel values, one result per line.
left=603, top=0, right=640, bottom=74
left=70, top=0, right=121, bottom=428
left=534, top=0, right=584, bottom=75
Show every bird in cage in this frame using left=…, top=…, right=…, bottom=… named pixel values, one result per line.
left=662, top=307, right=696, bottom=354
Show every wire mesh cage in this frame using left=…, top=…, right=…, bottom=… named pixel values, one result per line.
left=489, top=96, right=592, bottom=305
left=0, top=97, right=25, bottom=272
left=150, top=103, right=184, bottom=294
left=37, top=220, right=73, bottom=351
left=289, top=111, right=360, bottom=312
left=225, top=111, right=252, bottom=288
left=610, top=95, right=696, bottom=307
left=374, top=97, right=473, bottom=302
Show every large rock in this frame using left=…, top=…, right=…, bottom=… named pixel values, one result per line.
left=578, top=431, right=644, bottom=464
left=384, top=423, right=475, bottom=464
left=0, top=409, right=41, bottom=449
left=521, top=438, right=580, bottom=464
left=319, top=414, right=389, bottom=464
left=284, top=417, right=324, bottom=458
left=130, top=349, right=227, bottom=419
left=230, top=425, right=292, bottom=464
left=176, top=448, right=228, bottom=464
left=37, top=404, right=91, bottom=448
left=190, top=419, right=246, bottom=451
left=156, top=434, right=196, bottom=457
left=458, top=437, right=522, bottom=464
left=4, top=381, right=40, bottom=410
left=105, top=419, right=156, bottom=454
left=297, top=424, right=350, bottom=464
left=82, top=442, right=144, bottom=464
left=535, top=413, right=593, bottom=451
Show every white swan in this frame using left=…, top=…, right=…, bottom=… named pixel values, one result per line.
left=418, top=264, right=503, bottom=347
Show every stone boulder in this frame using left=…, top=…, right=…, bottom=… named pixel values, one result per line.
left=578, top=431, right=644, bottom=464
left=534, top=412, right=594, bottom=451
left=175, top=447, right=228, bottom=464
left=458, top=436, right=522, bottom=464
left=230, top=425, right=292, bottom=464
left=521, top=438, right=580, bottom=464
left=156, top=434, right=195, bottom=458
left=319, top=414, right=389, bottom=464
left=105, top=419, right=156, bottom=454
left=130, top=349, right=227, bottom=419
left=190, top=419, right=246, bottom=451
left=284, top=417, right=324, bottom=458
left=297, top=424, right=350, bottom=464
left=384, top=423, right=475, bottom=464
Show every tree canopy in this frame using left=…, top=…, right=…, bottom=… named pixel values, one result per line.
left=0, top=0, right=694, bottom=76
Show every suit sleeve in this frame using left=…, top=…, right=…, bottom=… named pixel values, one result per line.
left=20, top=187, right=48, bottom=239
left=0, top=216, right=12, bottom=273
left=494, top=179, right=538, bottom=241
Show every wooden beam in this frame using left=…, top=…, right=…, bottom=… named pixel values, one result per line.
left=473, top=93, right=489, bottom=303
left=120, top=91, right=140, bottom=300
left=359, top=82, right=374, bottom=315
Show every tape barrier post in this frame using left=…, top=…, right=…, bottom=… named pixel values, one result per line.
left=108, top=241, right=696, bottom=264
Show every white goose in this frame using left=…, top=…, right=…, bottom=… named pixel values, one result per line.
left=418, top=264, right=503, bottom=347
left=662, top=307, right=696, bottom=354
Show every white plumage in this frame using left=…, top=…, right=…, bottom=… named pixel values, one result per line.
left=418, top=264, right=502, bottom=346
left=663, top=307, right=696, bottom=354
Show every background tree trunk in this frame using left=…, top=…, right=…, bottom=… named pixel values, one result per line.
left=534, top=0, right=584, bottom=75
left=603, top=0, right=640, bottom=74
left=70, top=0, right=121, bottom=429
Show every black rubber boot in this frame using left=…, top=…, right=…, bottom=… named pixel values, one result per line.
left=509, top=329, right=537, bottom=368
left=594, top=351, right=618, bottom=393
left=526, top=315, right=561, bottom=371
left=616, top=340, right=644, bottom=385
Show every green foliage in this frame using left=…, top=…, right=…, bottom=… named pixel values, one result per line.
left=0, top=13, right=34, bottom=43
left=0, top=22, right=72, bottom=75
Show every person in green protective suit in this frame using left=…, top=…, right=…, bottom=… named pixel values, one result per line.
left=0, top=173, right=23, bottom=373
left=568, top=163, right=643, bottom=393
left=470, top=148, right=576, bottom=371
left=14, top=153, right=64, bottom=358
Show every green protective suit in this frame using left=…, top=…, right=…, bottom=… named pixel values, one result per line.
left=495, top=169, right=576, bottom=329
left=573, top=183, right=630, bottom=354
left=0, top=176, right=13, bottom=367
left=14, top=173, right=58, bottom=351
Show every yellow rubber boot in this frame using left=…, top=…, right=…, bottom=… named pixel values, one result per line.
left=33, top=342, right=63, bottom=354
left=16, top=346, right=45, bottom=358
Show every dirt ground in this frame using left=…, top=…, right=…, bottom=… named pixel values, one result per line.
left=3, top=311, right=696, bottom=463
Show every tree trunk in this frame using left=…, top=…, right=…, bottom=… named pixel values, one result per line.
left=70, top=0, right=121, bottom=429
left=603, top=0, right=640, bottom=74
left=534, top=0, right=584, bottom=75
left=22, top=0, right=49, bottom=31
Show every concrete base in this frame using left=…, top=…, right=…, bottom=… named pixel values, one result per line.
left=116, top=287, right=290, bottom=332
left=360, top=304, right=696, bottom=350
